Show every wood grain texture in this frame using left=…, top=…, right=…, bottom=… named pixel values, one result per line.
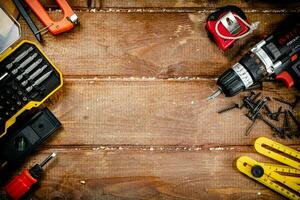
left=20, top=12, right=287, bottom=77
left=45, top=79, right=300, bottom=146
left=0, top=149, right=286, bottom=200
left=1, top=1, right=299, bottom=200
left=95, top=0, right=300, bottom=9
left=38, top=0, right=89, bottom=9
left=0, top=0, right=18, bottom=18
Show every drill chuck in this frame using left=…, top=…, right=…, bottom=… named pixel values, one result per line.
left=217, top=51, right=268, bottom=97
left=217, top=64, right=250, bottom=97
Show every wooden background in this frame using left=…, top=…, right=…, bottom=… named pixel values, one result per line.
left=1, top=0, right=300, bottom=199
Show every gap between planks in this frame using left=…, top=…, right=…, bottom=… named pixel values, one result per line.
left=63, top=76, right=216, bottom=81
left=50, top=8, right=298, bottom=13
left=39, top=144, right=300, bottom=152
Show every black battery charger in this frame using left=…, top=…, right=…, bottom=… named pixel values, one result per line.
left=0, top=108, right=61, bottom=169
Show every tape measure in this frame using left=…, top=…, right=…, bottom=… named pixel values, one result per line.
left=206, top=5, right=259, bottom=51
left=236, top=137, right=300, bottom=200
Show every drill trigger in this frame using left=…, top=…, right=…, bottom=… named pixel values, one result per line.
left=276, top=71, right=295, bottom=88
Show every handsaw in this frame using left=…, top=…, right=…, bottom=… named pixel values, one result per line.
left=236, top=137, right=300, bottom=200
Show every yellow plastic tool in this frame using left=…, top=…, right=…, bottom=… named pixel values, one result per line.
left=0, top=40, right=63, bottom=138
left=236, top=137, right=300, bottom=200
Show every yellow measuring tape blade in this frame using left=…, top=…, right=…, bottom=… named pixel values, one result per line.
left=236, top=156, right=300, bottom=200
left=255, top=137, right=300, bottom=170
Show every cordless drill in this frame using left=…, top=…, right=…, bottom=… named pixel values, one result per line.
left=208, top=15, right=300, bottom=100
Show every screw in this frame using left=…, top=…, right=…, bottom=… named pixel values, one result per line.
left=246, top=82, right=263, bottom=91
left=288, top=110, right=300, bottom=128
left=269, top=106, right=282, bottom=121
left=273, top=97, right=294, bottom=107
left=240, top=91, right=256, bottom=109
left=251, top=92, right=262, bottom=103
left=292, top=96, right=300, bottom=109
left=217, top=103, right=239, bottom=114
left=264, top=105, right=273, bottom=116
left=282, top=110, right=291, bottom=138
left=247, top=97, right=269, bottom=121
left=243, top=98, right=256, bottom=110
left=257, top=113, right=283, bottom=137
left=288, top=110, right=300, bottom=138
left=245, top=118, right=257, bottom=136
left=248, top=91, right=256, bottom=97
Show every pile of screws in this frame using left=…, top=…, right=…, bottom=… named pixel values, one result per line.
left=218, top=91, right=300, bottom=138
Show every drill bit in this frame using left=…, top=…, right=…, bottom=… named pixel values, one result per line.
left=16, top=59, right=43, bottom=81
left=207, top=88, right=222, bottom=101
left=26, top=71, right=52, bottom=92
left=6, top=47, right=34, bottom=70
left=21, top=65, right=48, bottom=87
left=0, top=72, right=8, bottom=81
left=39, top=152, right=57, bottom=168
left=12, top=53, right=38, bottom=75
left=0, top=72, right=9, bottom=86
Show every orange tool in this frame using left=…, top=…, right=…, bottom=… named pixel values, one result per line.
left=25, top=0, right=79, bottom=35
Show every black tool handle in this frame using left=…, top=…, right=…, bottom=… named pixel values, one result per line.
left=12, top=0, right=42, bottom=42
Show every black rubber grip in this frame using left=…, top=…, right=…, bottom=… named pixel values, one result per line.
left=217, top=68, right=245, bottom=97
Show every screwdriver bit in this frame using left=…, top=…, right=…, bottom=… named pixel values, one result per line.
left=0, top=72, right=8, bottom=84
left=26, top=71, right=52, bottom=93
left=16, top=58, right=43, bottom=81
left=12, top=53, right=38, bottom=75
left=6, top=47, right=34, bottom=70
left=21, top=65, right=48, bottom=87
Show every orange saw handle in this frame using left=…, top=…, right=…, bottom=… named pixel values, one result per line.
left=25, top=0, right=78, bottom=35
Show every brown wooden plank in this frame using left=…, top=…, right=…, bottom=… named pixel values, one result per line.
left=44, top=79, right=300, bottom=146
left=38, top=0, right=89, bottom=9
left=96, top=0, right=300, bottom=9
left=0, top=148, right=286, bottom=200
left=0, top=0, right=18, bottom=18
left=20, top=12, right=287, bottom=77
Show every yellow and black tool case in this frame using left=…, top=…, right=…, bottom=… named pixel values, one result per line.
left=0, top=6, right=63, bottom=138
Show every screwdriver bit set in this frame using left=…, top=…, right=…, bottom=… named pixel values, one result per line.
left=0, top=42, right=62, bottom=138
